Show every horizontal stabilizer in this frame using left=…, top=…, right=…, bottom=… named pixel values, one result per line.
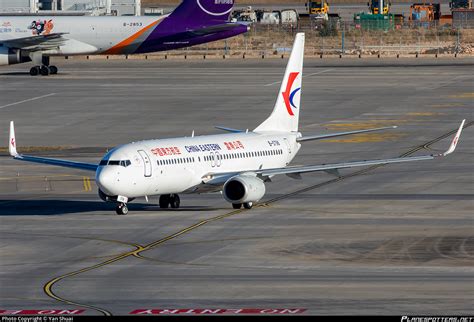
left=215, top=126, right=244, bottom=133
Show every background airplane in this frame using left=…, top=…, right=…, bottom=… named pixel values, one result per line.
left=0, top=0, right=247, bottom=76
left=8, top=33, right=465, bottom=215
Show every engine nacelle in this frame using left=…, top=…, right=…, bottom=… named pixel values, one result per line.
left=223, top=175, right=266, bottom=204
left=0, top=47, right=31, bottom=66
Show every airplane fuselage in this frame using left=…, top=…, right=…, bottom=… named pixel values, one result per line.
left=0, top=15, right=246, bottom=58
left=96, top=132, right=300, bottom=199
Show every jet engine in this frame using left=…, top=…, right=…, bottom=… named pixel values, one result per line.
left=223, top=175, right=266, bottom=204
left=0, top=47, right=31, bottom=66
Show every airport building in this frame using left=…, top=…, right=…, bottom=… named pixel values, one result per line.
left=0, top=0, right=141, bottom=15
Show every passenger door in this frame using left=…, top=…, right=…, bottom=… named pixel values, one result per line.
left=138, top=150, right=152, bottom=177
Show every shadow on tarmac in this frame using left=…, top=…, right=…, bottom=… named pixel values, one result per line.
left=0, top=199, right=220, bottom=216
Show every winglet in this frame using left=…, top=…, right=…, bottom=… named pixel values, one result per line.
left=9, top=121, right=18, bottom=157
left=443, top=119, right=465, bottom=156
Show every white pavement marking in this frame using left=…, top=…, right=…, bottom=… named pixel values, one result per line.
left=264, top=69, right=333, bottom=87
left=0, top=93, right=57, bottom=110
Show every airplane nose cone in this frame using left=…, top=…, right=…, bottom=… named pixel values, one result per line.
left=96, top=167, right=118, bottom=196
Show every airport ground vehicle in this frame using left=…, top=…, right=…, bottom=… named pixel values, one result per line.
left=231, top=6, right=257, bottom=23
left=368, top=0, right=391, bottom=14
left=355, top=0, right=404, bottom=30
left=449, top=0, right=474, bottom=27
left=409, top=3, right=441, bottom=25
left=8, top=33, right=465, bottom=215
left=305, top=0, right=340, bottom=21
left=450, top=0, right=472, bottom=9
left=231, top=7, right=298, bottom=25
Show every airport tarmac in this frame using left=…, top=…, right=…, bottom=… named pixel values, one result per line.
left=0, top=57, right=473, bottom=315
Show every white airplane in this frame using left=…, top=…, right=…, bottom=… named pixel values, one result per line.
left=0, top=0, right=247, bottom=75
left=8, top=33, right=465, bottom=215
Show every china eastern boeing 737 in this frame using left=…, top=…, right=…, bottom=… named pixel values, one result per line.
left=0, top=0, right=247, bottom=75
left=8, top=33, right=465, bottom=215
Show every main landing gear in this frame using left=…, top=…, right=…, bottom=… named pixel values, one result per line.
left=29, top=56, right=58, bottom=76
left=30, top=65, right=58, bottom=76
left=159, top=194, right=180, bottom=209
left=232, top=202, right=253, bottom=209
left=116, top=202, right=129, bottom=215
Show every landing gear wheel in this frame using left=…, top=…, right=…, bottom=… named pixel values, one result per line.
left=243, top=202, right=253, bottom=209
left=116, top=203, right=128, bottom=215
left=232, top=203, right=242, bottom=209
left=159, top=194, right=170, bottom=209
left=49, top=65, right=58, bottom=75
left=30, top=66, right=40, bottom=76
left=40, top=65, right=50, bottom=76
left=170, top=194, right=180, bottom=209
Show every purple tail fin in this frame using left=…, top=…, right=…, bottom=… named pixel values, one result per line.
left=167, top=0, right=235, bottom=27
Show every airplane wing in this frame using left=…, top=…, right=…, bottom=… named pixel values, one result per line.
left=260, top=120, right=465, bottom=178
left=158, top=23, right=246, bottom=43
left=8, top=121, right=98, bottom=172
left=297, top=126, right=397, bottom=142
left=1, top=33, right=67, bottom=51
left=187, top=23, right=247, bottom=36
left=202, top=120, right=465, bottom=183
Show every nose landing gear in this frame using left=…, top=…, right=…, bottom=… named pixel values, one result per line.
left=116, top=203, right=129, bottom=215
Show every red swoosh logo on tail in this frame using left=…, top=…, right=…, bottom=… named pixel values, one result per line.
left=282, top=72, right=299, bottom=116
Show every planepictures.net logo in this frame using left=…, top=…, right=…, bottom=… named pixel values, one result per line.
left=197, top=0, right=234, bottom=16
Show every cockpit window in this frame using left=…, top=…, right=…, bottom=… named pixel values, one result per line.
left=99, top=159, right=131, bottom=167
